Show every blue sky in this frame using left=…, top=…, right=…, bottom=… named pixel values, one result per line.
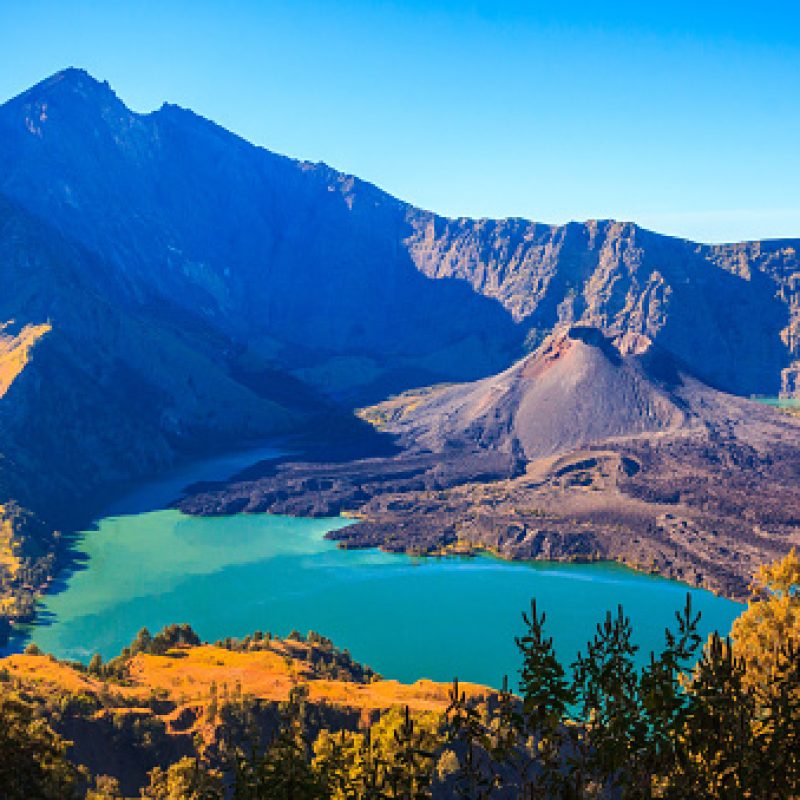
left=1, top=1, right=798, bottom=243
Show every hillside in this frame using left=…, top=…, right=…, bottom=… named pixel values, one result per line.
left=1, top=627, right=491, bottom=795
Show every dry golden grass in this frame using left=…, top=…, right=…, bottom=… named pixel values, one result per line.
left=0, top=321, right=50, bottom=398
left=0, top=506, right=21, bottom=581
left=1, top=643, right=493, bottom=737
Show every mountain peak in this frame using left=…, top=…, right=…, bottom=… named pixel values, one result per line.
left=3, top=67, right=125, bottom=115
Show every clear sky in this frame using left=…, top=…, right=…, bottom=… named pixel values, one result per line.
left=1, top=1, right=798, bottom=243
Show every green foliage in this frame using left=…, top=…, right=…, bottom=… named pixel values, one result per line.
left=312, top=705, right=442, bottom=799
left=571, top=604, right=646, bottom=794
left=0, top=688, right=82, bottom=799
left=234, top=684, right=323, bottom=799
left=142, top=756, right=224, bottom=799
left=444, top=679, right=494, bottom=798
left=383, top=706, right=437, bottom=798
left=515, top=599, right=572, bottom=796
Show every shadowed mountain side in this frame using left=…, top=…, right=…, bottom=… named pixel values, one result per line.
left=1, top=68, right=799, bottom=402
left=0, top=69, right=522, bottom=400
left=180, top=330, right=800, bottom=599
left=0, top=194, right=390, bottom=623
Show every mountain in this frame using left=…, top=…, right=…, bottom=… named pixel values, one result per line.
left=0, top=68, right=522, bottom=401
left=0, top=68, right=798, bottom=403
left=180, top=328, right=800, bottom=599
left=375, top=326, right=689, bottom=460
left=0, top=68, right=799, bottom=617
left=407, top=217, right=800, bottom=398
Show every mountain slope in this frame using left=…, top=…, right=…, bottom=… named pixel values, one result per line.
left=377, top=326, right=690, bottom=460
left=1, top=68, right=798, bottom=401
left=0, top=68, right=522, bottom=399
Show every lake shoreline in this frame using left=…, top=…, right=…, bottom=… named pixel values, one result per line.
left=9, top=508, right=742, bottom=688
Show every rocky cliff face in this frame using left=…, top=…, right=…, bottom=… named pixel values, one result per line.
left=405, top=216, right=800, bottom=397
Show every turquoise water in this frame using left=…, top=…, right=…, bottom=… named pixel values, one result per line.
left=753, top=396, right=800, bottom=409
left=19, top=509, right=742, bottom=689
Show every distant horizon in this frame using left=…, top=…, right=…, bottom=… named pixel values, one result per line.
left=2, top=1, right=798, bottom=244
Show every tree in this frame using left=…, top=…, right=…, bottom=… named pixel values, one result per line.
left=753, top=638, right=800, bottom=796
left=323, top=726, right=392, bottom=799
left=731, top=547, right=800, bottom=687
left=675, top=633, right=756, bottom=798
left=0, top=689, right=82, bottom=799
left=88, top=652, right=103, bottom=675
left=444, top=679, right=493, bottom=799
left=234, top=684, right=322, bottom=799
left=130, top=627, right=153, bottom=655
left=312, top=729, right=357, bottom=799
left=384, top=706, right=436, bottom=799
left=143, top=756, right=224, bottom=799
left=637, top=593, right=702, bottom=794
left=86, top=774, right=123, bottom=799
left=514, top=599, right=572, bottom=796
left=571, top=604, right=645, bottom=795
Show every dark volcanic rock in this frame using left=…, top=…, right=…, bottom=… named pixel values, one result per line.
left=181, top=333, right=800, bottom=600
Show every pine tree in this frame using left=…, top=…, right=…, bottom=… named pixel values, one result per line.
left=234, top=684, right=322, bottom=800
left=571, top=604, right=645, bottom=795
left=751, top=638, right=800, bottom=797
left=444, top=679, right=493, bottom=799
left=384, top=706, right=435, bottom=799
left=313, top=729, right=352, bottom=799
left=676, top=633, right=756, bottom=798
left=638, top=593, right=702, bottom=794
left=514, top=599, right=572, bottom=796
